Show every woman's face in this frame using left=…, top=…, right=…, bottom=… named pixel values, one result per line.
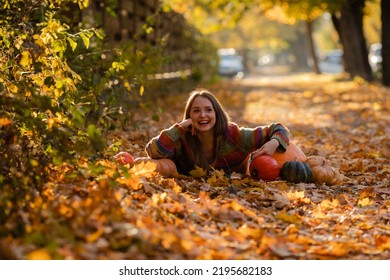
left=189, top=96, right=216, bottom=134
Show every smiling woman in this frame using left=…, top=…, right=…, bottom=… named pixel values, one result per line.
left=145, top=88, right=291, bottom=175
left=189, top=97, right=216, bottom=134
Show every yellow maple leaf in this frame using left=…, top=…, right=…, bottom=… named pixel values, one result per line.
left=0, top=117, right=12, bottom=127
left=287, top=190, right=311, bottom=204
left=116, top=175, right=141, bottom=190
left=230, top=199, right=245, bottom=212
left=319, top=199, right=339, bottom=210
left=238, top=224, right=263, bottom=239
left=27, top=249, right=51, bottom=260
left=131, top=161, right=157, bottom=177
left=375, top=235, right=390, bottom=250
left=275, top=211, right=302, bottom=225
left=207, top=174, right=217, bottom=185
left=86, top=228, right=104, bottom=243
left=358, top=197, right=373, bottom=207
left=8, top=83, right=18, bottom=94
left=189, top=166, right=207, bottom=178
left=19, top=51, right=31, bottom=68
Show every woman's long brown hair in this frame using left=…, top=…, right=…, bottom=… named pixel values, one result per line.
left=183, top=89, right=230, bottom=170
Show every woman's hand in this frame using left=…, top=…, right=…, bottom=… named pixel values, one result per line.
left=252, top=139, right=279, bottom=159
left=179, top=118, right=196, bottom=135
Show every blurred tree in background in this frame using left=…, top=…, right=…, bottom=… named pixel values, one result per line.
left=163, top=0, right=384, bottom=82
left=381, top=0, right=390, bottom=86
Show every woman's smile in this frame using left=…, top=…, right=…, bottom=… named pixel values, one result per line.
left=198, top=120, right=210, bottom=125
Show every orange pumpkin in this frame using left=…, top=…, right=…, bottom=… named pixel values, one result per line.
left=155, top=158, right=177, bottom=176
left=272, top=142, right=306, bottom=168
left=305, top=155, right=337, bottom=185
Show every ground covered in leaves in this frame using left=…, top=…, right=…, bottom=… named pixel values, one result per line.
left=2, top=73, right=389, bottom=260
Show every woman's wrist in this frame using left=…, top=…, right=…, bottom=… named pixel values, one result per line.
left=270, top=138, right=279, bottom=147
left=269, top=139, right=280, bottom=153
left=179, top=118, right=196, bottom=135
left=178, top=119, right=190, bottom=129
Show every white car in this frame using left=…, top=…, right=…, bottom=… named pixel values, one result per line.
left=218, top=48, right=244, bottom=78
left=369, top=43, right=382, bottom=73
left=319, top=49, right=344, bottom=73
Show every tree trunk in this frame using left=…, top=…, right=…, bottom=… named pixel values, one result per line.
left=381, top=0, right=390, bottom=86
left=339, top=0, right=373, bottom=81
left=331, top=13, right=342, bottom=46
left=330, top=13, right=345, bottom=68
left=290, top=22, right=310, bottom=71
left=306, top=20, right=321, bottom=74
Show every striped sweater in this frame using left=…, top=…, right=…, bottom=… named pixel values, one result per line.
left=146, top=122, right=290, bottom=174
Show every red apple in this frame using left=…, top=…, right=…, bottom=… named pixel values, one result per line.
left=249, top=155, right=280, bottom=181
left=114, top=152, right=134, bottom=165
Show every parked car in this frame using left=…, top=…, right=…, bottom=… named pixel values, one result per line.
left=217, top=48, right=244, bottom=78
left=369, top=43, right=382, bottom=73
left=319, top=49, right=344, bottom=73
